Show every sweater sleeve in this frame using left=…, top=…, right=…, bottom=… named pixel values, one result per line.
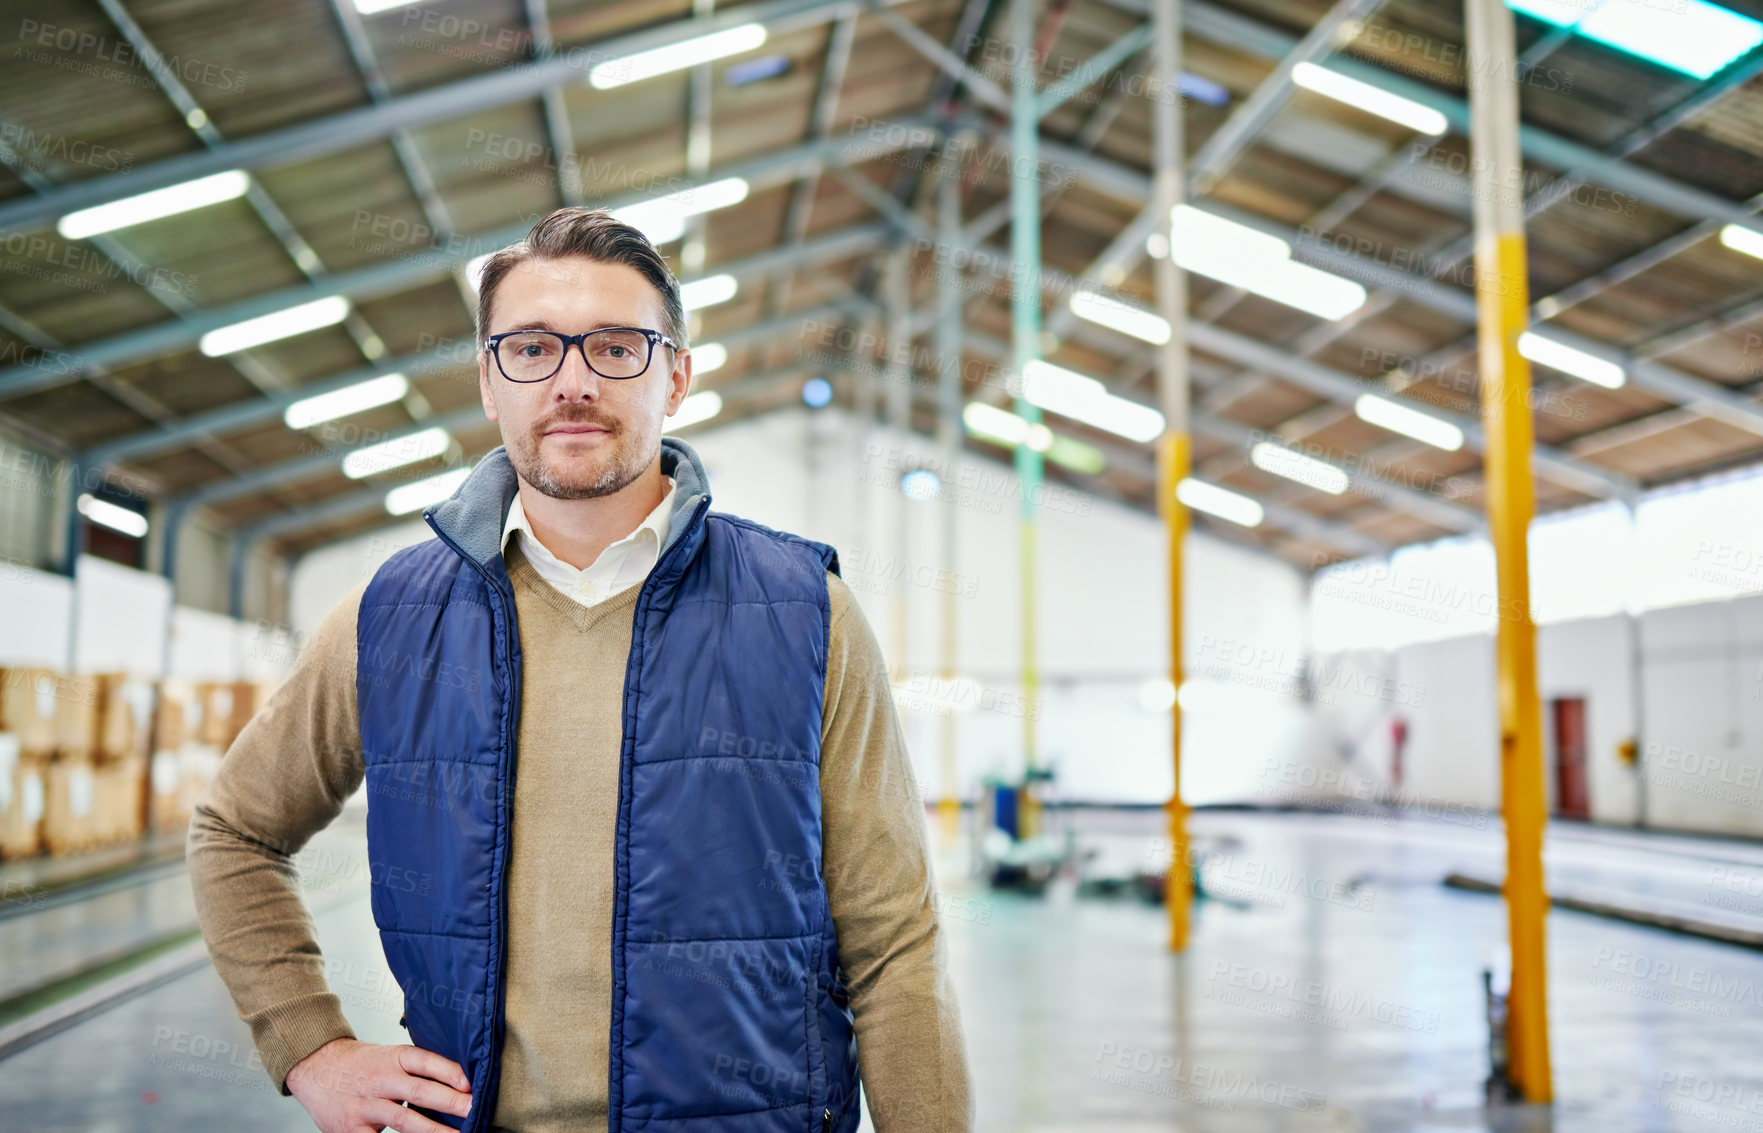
left=186, top=582, right=370, bottom=1094
left=818, top=572, right=975, bottom=1132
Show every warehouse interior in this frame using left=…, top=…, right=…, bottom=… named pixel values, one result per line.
left=6, top=0, right=1763, bottom=1128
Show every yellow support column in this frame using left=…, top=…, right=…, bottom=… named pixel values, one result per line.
left=1152, top=0, right=1191, bottom=952
left=1466, top=0, right=1552, bottom=1103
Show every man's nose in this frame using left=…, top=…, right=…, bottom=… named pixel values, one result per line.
left=551, top=341, right=601, bottom=400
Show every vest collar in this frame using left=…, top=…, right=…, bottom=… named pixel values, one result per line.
left=425, top=435, right=711, bottom=569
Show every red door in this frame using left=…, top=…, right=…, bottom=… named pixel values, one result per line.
left=1551, top=697, right=1590, bottom=819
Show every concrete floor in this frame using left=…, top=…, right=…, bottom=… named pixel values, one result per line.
left=4, top=807, right=1763, bottom=1131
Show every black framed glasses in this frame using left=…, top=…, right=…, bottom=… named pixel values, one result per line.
left=484, top=327, right=678, bottom=383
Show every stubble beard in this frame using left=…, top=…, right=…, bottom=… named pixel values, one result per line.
left=511, top=416, right=654, bottom=500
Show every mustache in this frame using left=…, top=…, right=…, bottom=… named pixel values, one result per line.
left=534, top=408, right=617, bottom=433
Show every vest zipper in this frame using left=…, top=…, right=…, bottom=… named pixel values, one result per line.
left=606, top=497, right=711, bottom=1133
left=823, top=1106, right=832, bottom=1132
left=425, top=520, right=525, bottom=1133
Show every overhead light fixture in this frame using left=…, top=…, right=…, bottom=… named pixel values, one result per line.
left=664, top=390, right=723, bottom=432
left=726, top=54, right=791, bottom=86
left=1291, top=63, right=1449, bottom=136
left=590, top=23, right=768, bottom=89
left=1170, top=205, right=1367, bottom=320
left=354, top=0, right=436, bottom=12
left=1176, top=478, right=1264, bottom=527
left=342, top=426, right=451, bottom=479
left=200, top=296, right=351, bottom=356
left=385, top=467, right=470, bottom=515
left=1354, top=393, right=1465, bottom=451
left=1022, top=360, right=1165, bottom=443
left=692, top=342, right=728, bottom=375
left=1719, top=223, right=1763, bottom=261
left=1517, top=331, right=1625, bottom=389
left=1250, top=442, right=1351, bottom=494
left=900, top=469, right=941, bottom=500
left=681, top=273, right=738, bottom=311
left=961, top=402, right=1107, bottom=475
left=1069, top=288, right=1171, bottom=345
left=1505, top=0, right=1763, bottom=80
left=614, top=177, right=750, bottom=245
left=284, top=373, right=410, bottom=429
left=964, top=402, right=1033, bottom=446
left=1045, top=434, right=1107, bottom=475
left=77, top=494, right=148, bottom=538
left=57, top=170, right=250, bottom=240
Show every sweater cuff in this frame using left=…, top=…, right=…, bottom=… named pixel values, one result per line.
left=249, top=992, right=356, bottom=1095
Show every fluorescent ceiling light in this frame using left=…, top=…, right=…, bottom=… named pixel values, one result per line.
left=964, top=401, right=1033, bottom=446
left=1176, top=478, right=1264, bottom=527
left=681, top=274, right=738, bottom=311
left=1250, top=442, right=1351, bottom=494
left=354, top=0, right=432, bottom=12
left=664, top=390, right=722, bottom=432
left=590, top=23, right=767, bottom=89
left=200, top=296, right=351, bottom=356
left=284, top=374, right=409, bottom=429
left=1517, top=331, right=1625, bottom=389
left=57, top=170, right=250, bottom=240
left=1719, top=223, right=1763, bottom=261
left=1505, top=0, right=1763, bottom=79
left=1069, top=288, right=1171, bottom=345
left=693, top=342, right=728, bottom=375
left=614, top=177, right=750, bottom=245
left=1354, top=393, right=1464, bottom=451
left=342, top=426, right=451, bottom=479
left=77, top=494, right=148, bottom=538
left=385, top=467, right=469, bottom=515
left=1045, top=435, right=1106, bottom=475
left=1022, top=360, right=1165, bottom=443
left=1170, top=205, right=1366, bottom=320
left=1291, top=63, right=1449, bottom=136
left=900, top=469, right=941, bottom=500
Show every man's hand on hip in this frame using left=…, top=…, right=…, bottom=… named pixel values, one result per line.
left=287, top=1037, right=473, bottom=1132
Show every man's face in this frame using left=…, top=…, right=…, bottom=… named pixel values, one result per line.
left=478, top=255, right=691, bottom=499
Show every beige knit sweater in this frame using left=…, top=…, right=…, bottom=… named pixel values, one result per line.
left=188, top=542, right=973, bottom=1131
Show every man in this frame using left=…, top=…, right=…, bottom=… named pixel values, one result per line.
left=188, top=208, right=974, bottom=1133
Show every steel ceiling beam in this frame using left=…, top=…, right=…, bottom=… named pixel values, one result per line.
left=0, top=0, right=914, bottom=236
left=959, top=325, right=1481, bottom=531
left=0, top=132, right=901, bottom=400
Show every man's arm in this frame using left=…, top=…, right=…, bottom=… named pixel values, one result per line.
left=819, top=572, right=975, bottom=1132
left=186, top=583, right=370, bottom=1092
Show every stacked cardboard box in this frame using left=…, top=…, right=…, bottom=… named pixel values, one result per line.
left=90, top=675, right=153, bottom=847
left=1, top=668, right=58, bottom=859
left=149, top=678, right=205, bottom=834
left=0, top=733, right=46, bottom=860
left=40, top=674, right=102, bottom=856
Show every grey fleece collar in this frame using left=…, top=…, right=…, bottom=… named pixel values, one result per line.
left=425, top=435, right=711, bottom=568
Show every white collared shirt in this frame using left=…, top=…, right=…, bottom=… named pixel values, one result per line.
left=501, top=476, right=676, bottom=608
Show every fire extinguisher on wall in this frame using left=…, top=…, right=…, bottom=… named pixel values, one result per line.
left=1391, top=716, right=1409, bottom=792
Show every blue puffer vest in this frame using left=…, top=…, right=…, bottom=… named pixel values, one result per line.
left=355, top=437, right=861, bottom=1132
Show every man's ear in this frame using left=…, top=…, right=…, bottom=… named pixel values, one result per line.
left=479, top=351, right=499, bottom=422
left=666, top=348, right=692, bottom=415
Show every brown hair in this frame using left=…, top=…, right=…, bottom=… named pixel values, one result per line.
left=474, top=207, right=689, bottom=352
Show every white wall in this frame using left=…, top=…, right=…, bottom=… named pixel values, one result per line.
left=1639, top=594, right=1763, bottom=835
left=1300, top=595, right=1763, bottom=838
left=0, top=560, right=74, bottom=669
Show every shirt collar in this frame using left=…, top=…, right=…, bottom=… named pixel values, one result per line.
left=501, top=474, right=677, bottom=565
